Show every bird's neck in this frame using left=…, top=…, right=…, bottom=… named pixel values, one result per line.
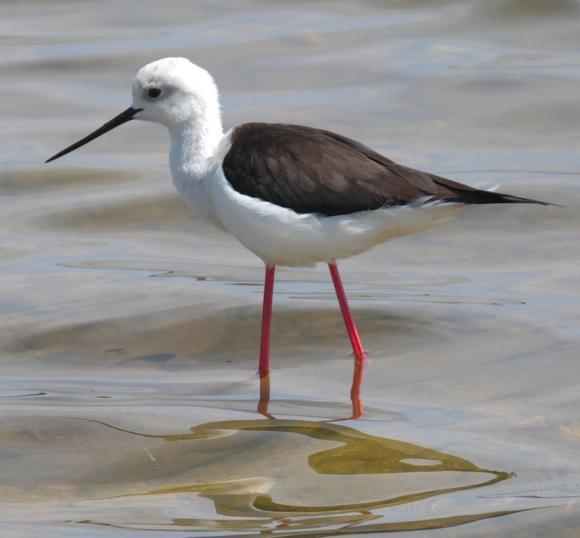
left=168, top=114, right=224, bottom=194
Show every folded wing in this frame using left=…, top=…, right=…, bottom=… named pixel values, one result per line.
left=222, top=123, right=549, bottom=216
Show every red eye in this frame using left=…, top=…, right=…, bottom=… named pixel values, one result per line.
left=148, top=88, right=161, bottom=98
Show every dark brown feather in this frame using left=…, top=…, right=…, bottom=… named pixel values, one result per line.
left=222, top=123, right=550, bottom=216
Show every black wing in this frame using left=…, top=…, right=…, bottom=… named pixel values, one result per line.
left=222, top=123, right=550, bottom=216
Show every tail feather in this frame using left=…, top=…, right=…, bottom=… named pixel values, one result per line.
left=432, top=178, right=561, bottom=207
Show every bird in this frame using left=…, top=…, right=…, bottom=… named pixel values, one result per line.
left=46, top=57, right=553, bottom=383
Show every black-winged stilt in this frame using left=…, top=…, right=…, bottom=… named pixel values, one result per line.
left=46, top=57, right=553, bottom=391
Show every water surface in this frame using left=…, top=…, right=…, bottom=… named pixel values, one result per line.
left=1, top=1, right=580, bottom=536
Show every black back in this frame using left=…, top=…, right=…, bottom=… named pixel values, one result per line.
left=222, top=123, right=548, bottom=216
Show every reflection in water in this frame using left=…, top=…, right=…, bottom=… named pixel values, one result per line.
left=259, top=356, right=366, bottom=420
left=87, top=509, right=529, bottom=536
left=87, top=413, right=514, bottom=534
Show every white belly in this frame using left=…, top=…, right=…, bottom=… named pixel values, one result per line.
left=207, top=167, right=463, bottom=267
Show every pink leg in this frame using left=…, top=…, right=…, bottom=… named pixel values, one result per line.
left=328, top=260, right=365, bottom=361
left=258, top=264, right=276, bottom=379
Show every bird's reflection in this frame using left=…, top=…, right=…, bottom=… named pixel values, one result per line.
left=258, top=356, right=367, bottom=420
left=86, top=379, right=516, bottom=535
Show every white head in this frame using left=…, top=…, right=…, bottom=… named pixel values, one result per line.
left=132, top=57, right=221, bottom=128
left=46, top=57, right=223, bottom=163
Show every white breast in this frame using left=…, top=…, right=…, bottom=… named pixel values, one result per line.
left=196, top=132, right=463, bottom=267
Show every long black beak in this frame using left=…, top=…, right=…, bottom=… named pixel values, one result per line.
left=45, top=106, right=142, bottom=163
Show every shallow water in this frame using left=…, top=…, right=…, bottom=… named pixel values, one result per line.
left=1, top=0, right=580, bottom=536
